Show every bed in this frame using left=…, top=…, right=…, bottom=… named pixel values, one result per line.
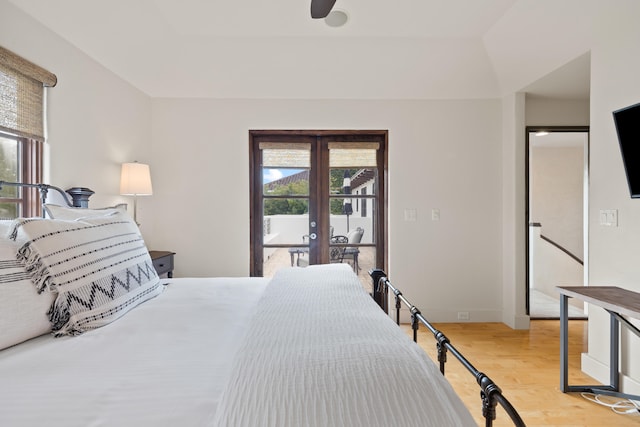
left=0, top=183, right=524, bottom=426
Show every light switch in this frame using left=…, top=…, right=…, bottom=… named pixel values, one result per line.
left=404, top=209, right=417, bottom=222
left=431, top=209, right=440, bottom=221
left=599, top=209, right=618, bottom=226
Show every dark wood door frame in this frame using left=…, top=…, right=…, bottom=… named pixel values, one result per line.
left=249, top=130, right=388, bottom=277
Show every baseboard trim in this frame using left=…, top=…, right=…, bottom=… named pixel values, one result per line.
left=581, top=353, right=640, bottom=398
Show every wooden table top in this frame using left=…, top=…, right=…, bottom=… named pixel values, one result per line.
left=557, top=286, right=640, bottom=320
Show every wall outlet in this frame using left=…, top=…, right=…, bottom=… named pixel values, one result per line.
left=457, top=311, right=470, bottom=320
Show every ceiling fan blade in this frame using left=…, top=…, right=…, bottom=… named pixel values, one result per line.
left=311, top=0, right=337, bottom=19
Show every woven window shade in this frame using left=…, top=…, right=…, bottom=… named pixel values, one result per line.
left=260, top=142, right=311, bottom=168
left=0, top=46, right=57, bottom=141
left=329, top=142, right=379, bottom=168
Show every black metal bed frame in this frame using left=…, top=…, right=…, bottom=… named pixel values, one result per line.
left=0, top=180, right=94, bottom=214
left=369, top=269, right=526, bottom=427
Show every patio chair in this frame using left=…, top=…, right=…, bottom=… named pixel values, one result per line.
left=290, top=226, right=335, bottom=267
left=329, top=235, right=349, bottom=264
left=328, top=227, right=363, bottom=271
left=342, top=227, right=364, bottom=271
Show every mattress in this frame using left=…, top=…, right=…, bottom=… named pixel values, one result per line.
left=0, top=277, right=270, bottom=427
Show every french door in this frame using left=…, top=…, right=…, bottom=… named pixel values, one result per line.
left=249, top=130, right=387, bottom=281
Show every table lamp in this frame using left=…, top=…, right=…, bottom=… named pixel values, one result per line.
left=120, top=161, right=152, bottom=224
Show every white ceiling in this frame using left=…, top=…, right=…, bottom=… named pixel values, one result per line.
left=8, top=0, right=594, bottom=100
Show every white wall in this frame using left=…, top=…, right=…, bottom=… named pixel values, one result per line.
left=501, top=92, right=529, bottom=329
left=530, top=146, right=584, bottom=257
left=0, top=1, right=152, bottom=210
left=530, top=226, right=583, bottom=306
left=586, top=0, right=640, bottom=394
left=526, top=98, right=590, bottom=126
left=149, top=98, right=505, bottom=322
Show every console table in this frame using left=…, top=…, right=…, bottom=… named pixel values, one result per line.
left=557, top=286, right=640, bottom=401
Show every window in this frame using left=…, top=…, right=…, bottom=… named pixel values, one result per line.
left=0, top=133, right=43, bottom=218
left=0, top=46, right=55, bottom=218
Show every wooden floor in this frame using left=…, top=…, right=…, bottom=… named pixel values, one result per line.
left=402, top=320, right=640, bottom=426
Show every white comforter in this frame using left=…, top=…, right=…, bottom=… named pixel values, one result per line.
left=0, top=277, right=269, bottom=427
left=1, top=265, right=475, bottom=426
left=212, top=264, right=475, bottom=426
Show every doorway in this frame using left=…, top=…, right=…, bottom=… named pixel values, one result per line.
left=526, top=127, right=589, bottom=318
left=249, top=130, right=387, bottom=290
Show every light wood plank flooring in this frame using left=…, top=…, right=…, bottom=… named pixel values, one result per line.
left=402, top=320, right=640, bottom=426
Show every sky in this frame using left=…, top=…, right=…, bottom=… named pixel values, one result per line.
left=263, top=168, right=303, bottom=184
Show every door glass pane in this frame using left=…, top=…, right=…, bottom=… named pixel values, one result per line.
left=329, top=167, right=377, bottom=241
left=254, top=133, right=385, bottom=288
left=264, top=170, right=309, bottom=197
left=261, top=144, right=311, bottom=278
left=329, top=143, right=378, bottom=291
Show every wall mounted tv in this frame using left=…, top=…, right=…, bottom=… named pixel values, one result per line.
left=614, top=102, right=640, bottom=198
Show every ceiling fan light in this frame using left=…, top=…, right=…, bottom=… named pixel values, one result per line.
left=324, top=9, right=348, bottom=27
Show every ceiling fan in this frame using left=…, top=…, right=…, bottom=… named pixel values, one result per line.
left=310, top=0, right=337, bottom=19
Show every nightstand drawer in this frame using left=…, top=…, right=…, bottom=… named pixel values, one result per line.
left=149, top=251, right=175, bottom=278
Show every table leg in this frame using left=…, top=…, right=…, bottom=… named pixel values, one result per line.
left=610, top=312, right=619, bottom=391
left=560, top=294, right=569, bottom=392
left=290, top=251, right=295, bottom=267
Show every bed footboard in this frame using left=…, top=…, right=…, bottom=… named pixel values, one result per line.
left=369, top=269, right=526, bottom=427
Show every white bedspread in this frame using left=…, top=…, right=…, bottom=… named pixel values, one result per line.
left=212, top=264, right=475, bottom=426
left=0, top=277, right=269, bottom=427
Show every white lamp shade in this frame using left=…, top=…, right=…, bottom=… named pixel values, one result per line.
left=120, top=162, right=153, bottom=196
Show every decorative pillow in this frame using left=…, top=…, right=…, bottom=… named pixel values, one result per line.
left=43, top=203, right=128, bottom=221
left=0, top=219, right=14, bottom=238
left=0, top=231, right=55, bottom=350
left=11, top=213, right=162, bottom=336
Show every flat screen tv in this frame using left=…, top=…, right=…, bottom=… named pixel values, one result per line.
left=614, top=102, right=640, bottom=198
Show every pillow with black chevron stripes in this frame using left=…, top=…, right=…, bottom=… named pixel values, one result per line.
left=0, top=221, right=55, bottom=350
left=10, top=213, right=163, bottom=336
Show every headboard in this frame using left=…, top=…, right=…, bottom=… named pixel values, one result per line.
left=0, top=181, right=94, bottom=215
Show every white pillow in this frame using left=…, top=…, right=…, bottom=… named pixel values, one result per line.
left=0, top=219, right=13, bottom=238
left=12, top=212, right=162, bottom=336
left=0, top=235, right=54, bottom=350
left=44, top=203, right=128, bottom=221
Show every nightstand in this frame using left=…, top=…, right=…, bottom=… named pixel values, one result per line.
left=149, top=251, right=175, bottom=278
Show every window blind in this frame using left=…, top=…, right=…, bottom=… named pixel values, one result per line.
left=0, top=46, right=56, bottom=141
left=260, top=142, right=311, bottom=168
left=328, top=142, right=379, bottom=167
